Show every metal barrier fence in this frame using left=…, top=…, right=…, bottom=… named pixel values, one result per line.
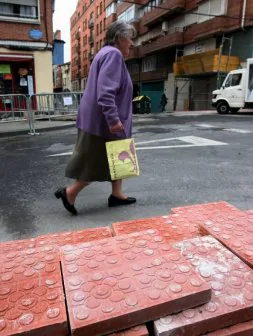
left=30, top=92, right=82, bottom=121
left=0, top=92, right=83, bottom=136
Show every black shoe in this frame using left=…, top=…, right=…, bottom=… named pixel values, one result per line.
left=55, top=188, right=78, bottom=215
left=108, top=195, right=136, bottom=208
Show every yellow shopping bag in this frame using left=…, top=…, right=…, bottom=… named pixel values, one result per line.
left=106, top=138, right=140, bottom=180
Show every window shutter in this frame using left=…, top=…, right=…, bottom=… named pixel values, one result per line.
left=0, top=0, right=37, bottom=6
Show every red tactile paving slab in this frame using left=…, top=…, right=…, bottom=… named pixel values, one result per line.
left=154, top=236, right=253, bottom=336
left=0, top=227, right=113, bottom=254
left=199, top=209, right=253, bottom=269
left=60, top=230, right=211, bottom=336
left=36, top=226, right=113, bottom=247
left=171, top=201, right=240, bottom=223
left=0, top=272, right=68, bottom=335
left=0, top=245, right=60, bottom=284
left=111, top=325, right=149, bottom=336
left=204, top=320, right=253, bottom=336
left=0, top=238, right=37, bottom=254
left=112, top=214, right=200, bottom=242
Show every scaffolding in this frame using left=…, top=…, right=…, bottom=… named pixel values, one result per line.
left=216, top=36, right=233, bottom=88
left=173, top=37, right=234, bottom=111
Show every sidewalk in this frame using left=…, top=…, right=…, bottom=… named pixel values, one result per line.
left=0, top=118, right=76, bottom=137
left=0, top=110, right=217, bottom=137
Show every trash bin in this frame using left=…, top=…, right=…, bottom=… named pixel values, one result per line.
left=132, top=95, right=151, bottom=114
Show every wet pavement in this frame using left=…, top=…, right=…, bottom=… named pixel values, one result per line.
left=1, top=112, right=253, bottom=242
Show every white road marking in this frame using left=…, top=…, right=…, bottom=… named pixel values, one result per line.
left=48, top=136, right=227, bottom=157
left=196, top=123, right=252, bottom=134
left=195, top=124, right=215, bottom=128
left=223, top=128, right=252, bottom=134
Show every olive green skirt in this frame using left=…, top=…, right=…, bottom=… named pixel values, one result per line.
left=65, top=129, right=112, bottom=182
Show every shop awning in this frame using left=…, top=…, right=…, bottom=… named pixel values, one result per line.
left=0, top=54, right=33, bottom=62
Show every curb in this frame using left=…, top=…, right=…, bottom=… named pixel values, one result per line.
left=0, top=122, right=76, bottom=138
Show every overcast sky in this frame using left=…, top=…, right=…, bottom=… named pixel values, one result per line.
left=53, top=0, right=78, bottom=63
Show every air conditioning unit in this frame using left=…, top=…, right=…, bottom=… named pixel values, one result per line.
left=162, top=21, right=169, bottom=32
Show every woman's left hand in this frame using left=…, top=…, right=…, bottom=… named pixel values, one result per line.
left=110, top=122, right=124, bottom=134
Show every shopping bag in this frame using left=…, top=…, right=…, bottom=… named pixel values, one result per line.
left=106, top=138, right=140, bottom=180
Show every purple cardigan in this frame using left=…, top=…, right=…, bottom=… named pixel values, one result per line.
left=76, top=46, right=133, bottom=139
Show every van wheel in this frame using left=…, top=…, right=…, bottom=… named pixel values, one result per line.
left=230, top=108, right=240, bottom=114
left=217, top=102, right=230, bottom=114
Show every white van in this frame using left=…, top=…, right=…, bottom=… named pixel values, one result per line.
left=212, top=58, right=253, bottom=114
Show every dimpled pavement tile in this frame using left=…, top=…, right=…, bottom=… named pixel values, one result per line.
left=112, top=214, right=200, bottom=242
left=36, top=227, right=113, bottom=247
left=154, top=236, right=253, bottom=336
left=111, top=325, right=149, bottom=336
left=171, top=201, right=240, bottom=224
left=0, top=238, right=37, bottom=254
left=199, top=210, right=253, bottom=269
left=60, top=230, right=211, bottom=336
left=0, top=245, right=60, bottom=284
left=0, top=227, right=112, bottom=254
left=0, top=272, right=68, bottom=335
left=204, top=320, right=253, bottom=336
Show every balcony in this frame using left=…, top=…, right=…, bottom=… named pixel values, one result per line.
left=140, top=30, right=184, bottom=55
left=105, top=0, right=115, bottom=8
left=140, top=68, right=168, bottom=81
left=183, top=17, right=241, bottom=44
left=183, top=24, right=198, bottom=44
left=185, top=0, right=198, bottom=11
left=105, top=13, right=117, bottom=28
left=196, top=17, right=239, bottom=40
left=142, top=0, right=185, bottom=27
left=127, top=47, right=140, bottom=60
left=88, top=18, right=94, bottom=29
left=88, top=53, right=94, bottom=61
left=88, top=35, right=94, bottom=45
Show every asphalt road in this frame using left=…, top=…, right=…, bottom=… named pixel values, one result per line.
left=1, top=111, right=253, bottom=242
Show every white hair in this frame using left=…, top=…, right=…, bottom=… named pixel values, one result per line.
left=104, top=20, right=136, bottom=46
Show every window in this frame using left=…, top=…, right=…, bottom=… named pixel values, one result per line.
left=100, top=21, right=102, bottom=34
left=100, top=40, right=102, bottom=49
left=97, top=42, right=99, bottom=51
left=198, top=0, right=227, bottom=24
left=106, top=3, right=116, bottom=17
left=225, top=74, right=242, bottom=87
left=83, top=35, right=87, bottom=46
left=100, top=2, right=102, bottom=14
left=118, top=5, right=136, bottom=23
left=96, top=5, right=99, bottom=17
left=83, top=19, right=87, bottom=30
left=104, top=18, right=106, bottom=30
left=142, top=55, right=157, bottom=72
left=0, top=0, right=39, bottom=21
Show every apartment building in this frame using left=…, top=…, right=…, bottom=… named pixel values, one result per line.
left=71, top=0, right=106, bottom=91
left=105, top=0, right=253, bottom=111
left=0, top=0, right=54, bottom=96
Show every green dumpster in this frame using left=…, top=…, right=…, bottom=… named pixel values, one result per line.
left=132, top=95, right=151, bottom=114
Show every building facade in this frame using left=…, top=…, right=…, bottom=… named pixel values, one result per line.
left=0, top=0, right=54, bottom=96
left=71, top=0, right=106, bottom=91
left=105, top=0, right=253, bottom=111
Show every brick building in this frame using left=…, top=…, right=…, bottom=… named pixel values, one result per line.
left=71, top=0, right=106, bottom=91
left=0, top=0, right=54, bottom=96
left=105, top=0, right=253, bottom=111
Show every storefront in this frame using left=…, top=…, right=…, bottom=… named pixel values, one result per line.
left=0, top=54, right=35, bottom=96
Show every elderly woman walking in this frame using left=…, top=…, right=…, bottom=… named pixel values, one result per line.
left=55, top=21, right=137, bottom=215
